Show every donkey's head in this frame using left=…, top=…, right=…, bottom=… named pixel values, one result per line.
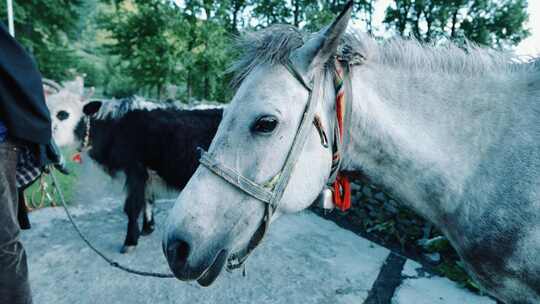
left=163, top=3, right=353, bottom=286
left=45, top=76, right=94, bottom=147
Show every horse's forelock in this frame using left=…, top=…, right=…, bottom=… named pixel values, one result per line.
left=229, top=25, right=305, bottom=88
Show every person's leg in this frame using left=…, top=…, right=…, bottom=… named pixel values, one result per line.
left=0, top=140, right=32, bottom=304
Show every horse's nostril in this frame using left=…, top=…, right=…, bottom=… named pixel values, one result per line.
left=168, top=239, right=191, bottom=270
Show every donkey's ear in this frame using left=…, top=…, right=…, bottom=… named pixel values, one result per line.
left=83, top=101, right=102, bottom=116
left=83, top=87, right=95, bottom=102
left=291, top=1, right=352, bottom=73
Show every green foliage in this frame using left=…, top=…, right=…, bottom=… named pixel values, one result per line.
left=459, top=0, right=530, bottom=47
left=251, top=0, right=292, bottom=27
left=422, top=236, right=452, bottom=253
left=309, top=1, right=376, bottom=31
left=0, top=0, right=82, bottom=81
left=384, top=0, right=530, bottom=48
left=250, top=0, right=375, bottom=31
left=98, top=0, right=232, bottom=101
left=435, top=261, right=482, bottom=292
left=101, top=57, right=139, bottom=98
left=0, top=0, right=530, bottom=101
left=25, top=148, right=80, bottom=207
left=98, top=0, right=180, bottom=97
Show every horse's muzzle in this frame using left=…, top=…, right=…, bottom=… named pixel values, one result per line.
left=163, top=237, right=229, bottom=286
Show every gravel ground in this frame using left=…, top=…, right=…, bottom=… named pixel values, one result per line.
left=20, top=160, right=496, bottom=304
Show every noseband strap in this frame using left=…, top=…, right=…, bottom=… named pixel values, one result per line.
left=198, top=149, right=273, bottom=204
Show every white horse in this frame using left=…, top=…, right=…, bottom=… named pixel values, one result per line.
left=163, top=4, right=540, bottom=303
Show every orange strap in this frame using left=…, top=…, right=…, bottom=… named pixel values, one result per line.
left=331, top=60, right=351, bottom=211
left=332, top=175, right=351, bottom=211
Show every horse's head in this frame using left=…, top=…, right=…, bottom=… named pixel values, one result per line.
left=164, top=3, right=353, bottom=286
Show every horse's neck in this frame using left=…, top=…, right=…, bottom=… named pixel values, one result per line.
left=341, top=63, right=522, bottom=220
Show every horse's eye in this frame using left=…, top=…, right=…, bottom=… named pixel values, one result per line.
left=57, top=110, right=70, bottom=121
left=252, top=116, right=278, bottom=134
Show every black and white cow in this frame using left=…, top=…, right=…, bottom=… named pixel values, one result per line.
left=51, top=96, right=222, bottom=253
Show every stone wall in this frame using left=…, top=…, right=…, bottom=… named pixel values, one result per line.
left=312, top=177, right=481, bottom=290
left=314, top=178, right=441, bottom=263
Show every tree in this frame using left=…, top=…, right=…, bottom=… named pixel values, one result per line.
left=384, top=0, right=530, bottom=48
left=0, top=0, right=83, bottom=80
left=99, top=0, right=232, bottom=101
left=215, top=0, right=248, bottom=33
left=459, top=0, right=530, bottom=47
left=99, top=0, right=183, bottom=98
left=302, top=0, right=376, bottom=32
left=173, top=0, right=232, bottom=101
left=251, top=0, right=292, bottom=27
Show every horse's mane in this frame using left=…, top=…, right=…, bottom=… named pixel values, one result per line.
left=230, top=25, right=538, bottom=86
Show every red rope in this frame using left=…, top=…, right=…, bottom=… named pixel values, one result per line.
left=333, top=175, right=351, bottom=211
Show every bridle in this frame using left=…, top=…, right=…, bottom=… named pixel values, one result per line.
left=71, top=116, right=92, bottom=164
left=197, top=57, right=352, bottom=271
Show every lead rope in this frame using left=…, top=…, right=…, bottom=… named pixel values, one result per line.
left=50, top=166, right=416, bottom=279
left=48, top=168, right=174, bottom=278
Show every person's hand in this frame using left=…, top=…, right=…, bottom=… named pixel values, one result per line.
left=46, top=139, right=70, bottom=175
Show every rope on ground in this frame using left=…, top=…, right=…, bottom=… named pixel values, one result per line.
left=48, top=168, right=175, bottom=278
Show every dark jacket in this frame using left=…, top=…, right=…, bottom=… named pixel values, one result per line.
left=0, top=24, right=51, bottom=150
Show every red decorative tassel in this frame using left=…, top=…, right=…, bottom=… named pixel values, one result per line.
left=72, top=152, right=82, bottom=164
left=332, top=175, right=351, bottom=211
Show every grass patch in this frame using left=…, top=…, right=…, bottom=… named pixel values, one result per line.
left=24, top=148, right=80, bottom=209
left=435, top=261, right=482, bottom=292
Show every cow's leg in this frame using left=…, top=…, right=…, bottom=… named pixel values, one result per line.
left=141, top=198, right=155, bottom=235
left=121, top=166, right=148, bottom=254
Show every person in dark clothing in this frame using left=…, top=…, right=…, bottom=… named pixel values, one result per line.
left=0, top=23, right=67, bottom=304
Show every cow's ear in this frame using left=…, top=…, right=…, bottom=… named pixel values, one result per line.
left=83, top=101, right=102, bottom=116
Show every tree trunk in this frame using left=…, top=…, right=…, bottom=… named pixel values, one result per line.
left=426, top=18, right=432, bottom=42
left=204, top=61, right=209, bottom=100
left=203, top=40, right=210, bottom=100
left=367, top=0, right=374, bottom=34
left=187, top=68, right=192, bottom=102
left=203, top=0, right=213, bottom=20
left=232, top=1, right=240, bottom=33
left=293, top=0, right=300, bottom=27
left=425, top=4, right=435, bottom=42
left=450, top=7, right=459, bottom=39
left=412, top=11, right=422, bottom=40
left=399, top=3, right=412, bottom=36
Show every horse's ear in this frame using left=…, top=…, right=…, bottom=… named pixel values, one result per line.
left=291, top=1, right=352, bottom=73
left=83, top=101, right=102, bottom=116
